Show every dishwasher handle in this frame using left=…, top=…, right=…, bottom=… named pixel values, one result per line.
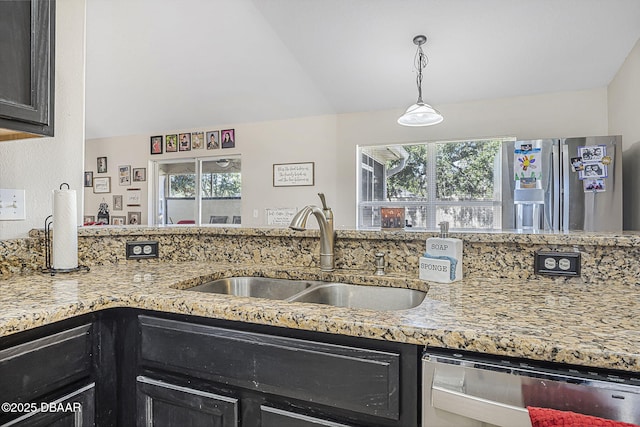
left=432, top=385, right=533, bottom=427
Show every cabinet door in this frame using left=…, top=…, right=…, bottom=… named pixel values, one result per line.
left=261, top=406, right=354, bottom=427
left=0, top=324, right=92, bottom=405
left=136, top=376, right=238, bottom=427
left=0, top=0, right=54, bottom=135
left=139, top=316, right=401, bottom=420
left=3, top=383, right=95, bottom=427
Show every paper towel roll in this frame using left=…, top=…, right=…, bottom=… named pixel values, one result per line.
left=52, top=188, right=78, bottom=270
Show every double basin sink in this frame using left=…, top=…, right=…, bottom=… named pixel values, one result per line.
left=186, top=277, right=426, bottom=311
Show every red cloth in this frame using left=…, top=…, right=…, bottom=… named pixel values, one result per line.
left=528, top=407, right=639, bottom=427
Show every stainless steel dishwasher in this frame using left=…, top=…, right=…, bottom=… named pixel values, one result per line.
left=422, top=349, right=640, bottom=426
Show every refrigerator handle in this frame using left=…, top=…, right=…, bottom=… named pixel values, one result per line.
left=549, top=141, right=560, bottom=232
left=559, top=141, right=569, bottom=232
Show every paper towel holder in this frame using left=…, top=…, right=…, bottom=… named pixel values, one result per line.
left=42, top=214, right=90, bottom=275
left=42, top=183, right=90, bottom=275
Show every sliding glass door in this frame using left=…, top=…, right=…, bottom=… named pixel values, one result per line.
left=151, top=156, right=241, bottom=226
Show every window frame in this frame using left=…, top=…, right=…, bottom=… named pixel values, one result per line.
left=356, top=138, right=510, bottom=231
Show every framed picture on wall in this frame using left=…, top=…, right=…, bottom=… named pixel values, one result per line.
left=84, top=171, right=93, bottom=187
left=127, top=211, right=141, bottom=225
left=93, top=177, right=111, bottom=193
left=150, top=135, right=163, bottom=154
left=179, top=133, right=191, bottom=151
left=113, top=195, right=123, bottom=210
left=97, top=157, right=107, bottom=173
left=111, top=216, right=126, bottom=225
left=119, top=165, right=131, bottom=186
left=221, top=129, right=235, bottom=149
left=126, top=188, right=141, bottom=206
left=273, top=162, right=314, bottom=187
left=133, top=168, right=146, bottom=182
left=206, top=131, right=219, bottom=150
left=166, top=134, right=178, bottom=152
left=192, top=132, right=204, bottom=149
left=83, top=215, right=95, bottom=225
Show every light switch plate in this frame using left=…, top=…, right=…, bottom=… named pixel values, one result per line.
left=0, top=189, right=26, bottom=220
left=534, top=251, right=581, bottom=277
left=126, top=241, right=159, bottom=259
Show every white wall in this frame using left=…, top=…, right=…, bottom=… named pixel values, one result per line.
left=608, top=38, right=640, bottom=230
left=0, top=0, right=86, bottom=239
left=336, top=89, right=609, bottom=228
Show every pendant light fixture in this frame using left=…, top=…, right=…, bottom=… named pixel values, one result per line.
left=397, top=35, right=443, bottom=127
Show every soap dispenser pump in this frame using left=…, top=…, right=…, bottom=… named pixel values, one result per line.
left=419, top=221, right=463, bottom=283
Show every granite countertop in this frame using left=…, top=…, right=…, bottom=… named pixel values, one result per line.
left=1, top=261, right=639, bottom=373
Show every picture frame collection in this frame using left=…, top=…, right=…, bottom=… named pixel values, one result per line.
left=84, top=128, right=235, bottom=226
left=84, top=154, right=148, bottom=225
left=573, top=145, right=610, bottom=193
left=151, top=129, right=235, bottom=154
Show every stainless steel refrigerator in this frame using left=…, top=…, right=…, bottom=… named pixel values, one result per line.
left=501, top=135, right=623, bottom=232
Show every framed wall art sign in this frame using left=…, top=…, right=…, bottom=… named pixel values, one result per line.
left=127, top=188, right=141, bottom=206
left=273, top=162, right=314, bottom=187
left=93, top=177, right=111, bottom=193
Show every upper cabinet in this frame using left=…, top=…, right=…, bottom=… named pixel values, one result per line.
left=0, top=0, right=55, bottom=140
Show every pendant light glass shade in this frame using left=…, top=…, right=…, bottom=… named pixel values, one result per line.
left=397, top=102, right=443, bottom=126
left=398, top=35, right=443, bottom=127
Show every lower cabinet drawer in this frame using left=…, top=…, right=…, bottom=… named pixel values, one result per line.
left=261, top=405, right=354, bottom=427
left=0, top=324, right=93, bottom=404
left=136, top=376, right=238, bottom=427
left=2, top=383, right=95, bottom=427
left=139, top=316, right=401, bottom=420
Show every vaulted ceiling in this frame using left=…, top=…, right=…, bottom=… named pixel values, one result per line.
left=85, top=0, right=640, bottom=140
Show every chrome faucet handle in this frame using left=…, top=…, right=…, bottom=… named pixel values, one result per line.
left=374, top=252, right=385, bottom=275
left=318, top=193, right=329, bottom=210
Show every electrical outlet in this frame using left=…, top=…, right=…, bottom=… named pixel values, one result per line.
left=126, top=241, right=159, bottom=259
left=0, top=189, right=26, bottom=220
left=534, top=251, right=581, bottom=277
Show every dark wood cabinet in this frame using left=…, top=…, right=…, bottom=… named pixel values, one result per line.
left=0, top=0, right=55, bottom=137
left=136, top=314, right=419, bottom=427
left=260, top=406, right=354, bottom=427
left=0, top=308, right=420, bottom=427
left=136, top=376, right=239, bottom=427
left=0, top=322, right=94, bottom=426
left=5, top=384, right=95, bottom=427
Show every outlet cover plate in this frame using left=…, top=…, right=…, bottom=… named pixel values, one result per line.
left=534, top=251, right=581, bottom=277
left=126, top=241, right=159, bottom=259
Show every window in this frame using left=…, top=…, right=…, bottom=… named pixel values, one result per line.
left=152, top=156, right=241, bottom=225
left=357, top=139, right=507, bottom=230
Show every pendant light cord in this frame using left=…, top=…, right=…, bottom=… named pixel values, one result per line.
left=415, top=43, right=428, bottom=104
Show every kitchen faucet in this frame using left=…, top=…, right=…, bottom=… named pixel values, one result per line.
left=289, top=193, right=335, bottom=272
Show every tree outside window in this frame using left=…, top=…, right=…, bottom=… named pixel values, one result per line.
left=358, top=139, right=505, bottom=230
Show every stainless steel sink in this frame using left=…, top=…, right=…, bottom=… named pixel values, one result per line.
left=288, top=282, right=426, bottom=310
left=186, top=276, right=426, bottom=310
left=187, top=277, right=319, bottom=300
